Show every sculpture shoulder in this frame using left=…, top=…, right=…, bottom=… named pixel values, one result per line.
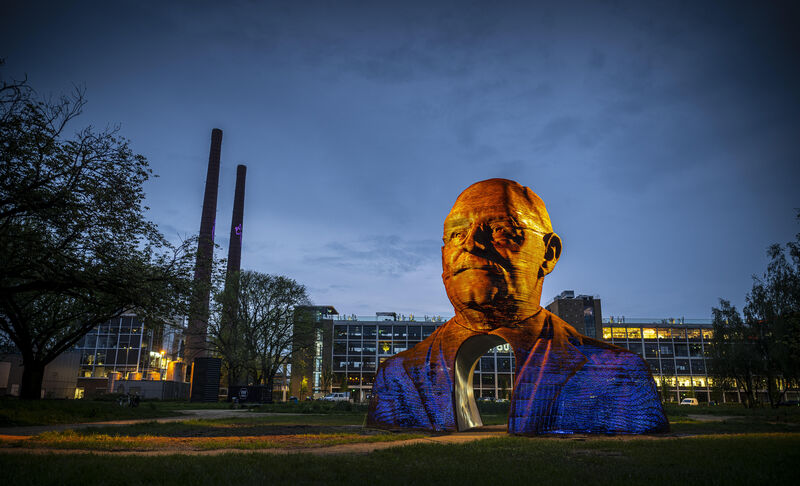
left=573, top=336, right=651, bottom=374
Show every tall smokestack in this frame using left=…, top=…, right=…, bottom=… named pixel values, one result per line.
left=185, top=128, right=223, bottom=366
left=220, top=164, right=246, bottom=388
left=226, top=164, right=247, bottom=278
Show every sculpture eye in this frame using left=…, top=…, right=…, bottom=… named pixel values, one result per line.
left=490, top=223, right=523, bottom=246
left=491, top=224, right=512, bottom=239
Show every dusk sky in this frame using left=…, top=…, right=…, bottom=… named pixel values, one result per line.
left=3, top=1, right=798, bottom=320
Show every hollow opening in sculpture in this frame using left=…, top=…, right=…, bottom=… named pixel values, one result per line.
left=454, top=334, right=509, bottom=431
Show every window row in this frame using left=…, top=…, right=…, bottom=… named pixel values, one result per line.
left=80, top=350, right=143, bottom=366
left=334, top=324, right=437, bottom=340
left=473, top=373, right=514, bottom=388
left=616, top=341, right=706, bottom=358
left=602, top=327, right=713, bottom=340
left=334, top=341, right=420, bottom=355
left=76, top=334, right=145, bottom=349
left=333, top=342, right=516, bottom=358
left=645, top=358, right=707, bottom=375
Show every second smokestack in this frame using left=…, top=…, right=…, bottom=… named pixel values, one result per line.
left=226, top=164, right=247, bottom=278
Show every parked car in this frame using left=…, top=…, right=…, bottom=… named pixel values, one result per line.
left=321, top=392, right=351, bottom=402
left=680, top=398, right=699, bottom=406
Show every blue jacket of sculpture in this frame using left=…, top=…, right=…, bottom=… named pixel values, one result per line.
left=367, top=310, right=669, bottom=435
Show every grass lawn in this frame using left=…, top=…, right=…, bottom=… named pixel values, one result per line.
left=1, top=433, right=797, bottom=485
left=0, top=397, right=373, bottom=427
left=0, top=410, right=413, bottom=451
left=0, top=397, right=186, bottom=427
left=3, top=397, right=799, bottom=485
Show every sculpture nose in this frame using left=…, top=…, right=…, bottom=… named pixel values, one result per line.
left=463, top=224, right=487, bottom=252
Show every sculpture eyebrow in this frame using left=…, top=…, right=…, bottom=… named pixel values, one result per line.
left=443, top=218, right=471, bottom=232
left=445, top=216, right=522, bottom=233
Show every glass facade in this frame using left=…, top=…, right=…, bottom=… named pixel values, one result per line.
left=325, top=315, right=739, bottom=404
left=330, top=318, right=514, bottom=401
left=74, top=315, right=169, bottom=380
left=602, top=318, right=716, bottom=402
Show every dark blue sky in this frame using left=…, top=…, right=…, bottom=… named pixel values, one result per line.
left=4, top=1, right=799, bottom=319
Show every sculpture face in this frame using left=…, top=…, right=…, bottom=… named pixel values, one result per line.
left=442, top=179, right=560, bottom=326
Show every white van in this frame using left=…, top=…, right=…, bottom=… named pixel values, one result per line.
left=680, top=398, right=699, bottom=406
left=321, top=392, right=351, bottom=402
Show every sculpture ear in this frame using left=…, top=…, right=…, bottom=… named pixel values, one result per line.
left=539, top=232, right=561, bottom=277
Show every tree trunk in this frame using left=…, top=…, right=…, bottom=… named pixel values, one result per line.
left=265, top=374, right=274, bottom=404
left=20, top=361, right=46, bottom=400
left=738, top=375, right=754, bottom=408
left=227, top=367, right=239, bottom=389
left=766, top=374, right=778, bottom=408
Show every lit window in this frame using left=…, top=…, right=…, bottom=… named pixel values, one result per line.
left=626, top=327, right=642, bottom=339
left=643, top=328, right=657, bottom=339
left=612, top=328, right=627, bottom=339
left=602, top=328, right=612, bottom=340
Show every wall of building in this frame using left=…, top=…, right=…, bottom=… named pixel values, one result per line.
left=1, top=351, right=80, bottom=399
left=545, top=292, right=601, bottom=339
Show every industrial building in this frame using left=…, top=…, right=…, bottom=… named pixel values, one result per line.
left=289, top=291, right=772, bottom=405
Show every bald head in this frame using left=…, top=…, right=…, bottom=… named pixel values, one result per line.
left=445, top=178, right=553, bottom=236
left=441, top=178, right=561, bottom=329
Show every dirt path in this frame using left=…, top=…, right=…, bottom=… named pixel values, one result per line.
left=0, top=426, right=508, bottom=456
left=686, top=414, right=738, bottom=422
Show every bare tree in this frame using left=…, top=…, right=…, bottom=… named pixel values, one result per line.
left=211, top=271, right=311, bottom=401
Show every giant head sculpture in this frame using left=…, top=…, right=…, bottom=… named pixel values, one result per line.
left=442, top=178, right=562, bottom=330
left=367, top=178, right=669, bottom=435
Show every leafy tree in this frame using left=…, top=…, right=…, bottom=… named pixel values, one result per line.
left=0, top=78, right=194, bottom=398
left=320, top=369, right=335, bottom=395
left=710, top=211, right=800, bottom=408
left=742, top=212, right=800, bottom=407
left=299, top=376, right=309, bottom=398
left=210, top=271, right=311, bottom=401
left=658, top=375, right=673, bottom=403
left=209, top=270, right=248, bottom=389
left=709, top=300, right=759, bottom=407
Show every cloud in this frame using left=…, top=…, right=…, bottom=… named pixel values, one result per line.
left=305, top=235, right=440, bottom=276
left=533, top=116, right=582, bottom=152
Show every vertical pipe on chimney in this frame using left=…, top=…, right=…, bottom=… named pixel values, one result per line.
left=185, top=128, right=223, bottom=367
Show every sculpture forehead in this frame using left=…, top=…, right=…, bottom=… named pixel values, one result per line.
left=444, top=178, right=552, bottom=231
